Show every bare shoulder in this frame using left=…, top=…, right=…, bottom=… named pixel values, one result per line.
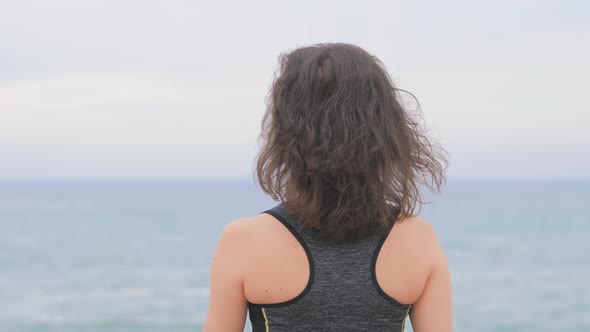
left=214, top=212, right=302, bottom=282
left=218, top=215, right=262, bottom=245
left=395, top=215, right=440, bottom=240
left=221, top=213, right=282, bottom=237
left=387, top=215, right=447, bottom=266
left=216, top=213, right=284, bottom=251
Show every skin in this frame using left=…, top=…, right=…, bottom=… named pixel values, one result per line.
left=204, top=212, right=452, bottom=332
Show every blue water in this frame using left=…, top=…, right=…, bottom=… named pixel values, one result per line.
left=0, top=179, right=588, bottom=331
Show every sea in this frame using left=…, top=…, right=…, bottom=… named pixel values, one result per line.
left=0, top=178, right=588, bottom=332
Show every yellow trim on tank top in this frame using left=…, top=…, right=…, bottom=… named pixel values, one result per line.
left=401, top=304, right=412, bottom=332
left=262, top=307, right=269, bottom=332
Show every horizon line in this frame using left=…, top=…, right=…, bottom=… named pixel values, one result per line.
left=0, top=175, right=588, bottom=183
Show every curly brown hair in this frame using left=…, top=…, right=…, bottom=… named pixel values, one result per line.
left=256, top=43, right=449, bottom=241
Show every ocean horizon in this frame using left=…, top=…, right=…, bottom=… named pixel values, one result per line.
left=1, top=177, right=588, bottom=331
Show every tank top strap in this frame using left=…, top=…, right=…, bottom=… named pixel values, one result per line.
left=261, top=203, right=386, bottom=285
left=252, top=203, right=411, bottom=332
left=262, top=203, right=307, bottom=235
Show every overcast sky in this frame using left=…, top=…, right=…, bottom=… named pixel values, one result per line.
left=1, top=0, right=588, bottom=180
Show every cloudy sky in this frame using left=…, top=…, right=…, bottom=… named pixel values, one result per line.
left=1, top=0, right=588, bottom=180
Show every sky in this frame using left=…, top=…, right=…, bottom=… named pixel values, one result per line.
left=0, top=0, right=588, bottom=180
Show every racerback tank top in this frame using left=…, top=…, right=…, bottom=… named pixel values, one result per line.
left=247, top=203, right=412, bottom=332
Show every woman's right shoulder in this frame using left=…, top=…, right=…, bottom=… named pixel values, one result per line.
left=218, top=212, right=290, bottom=248
left=213, top=213, right=281, bottom=269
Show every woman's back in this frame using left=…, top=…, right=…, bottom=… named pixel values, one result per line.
left=204, top=42, right=451, bottom=331
left=248, top=203, right=416, bottom=331
left=206, top=204, right=450, bottom=331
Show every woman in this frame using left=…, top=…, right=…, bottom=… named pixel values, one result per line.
left=204, top=43, right=451, bottom=332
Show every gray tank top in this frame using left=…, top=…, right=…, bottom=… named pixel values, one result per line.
left=247, top=203, right=412, bottom=332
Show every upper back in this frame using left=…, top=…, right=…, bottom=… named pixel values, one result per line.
left=239, top=204, right=436, bottom=331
